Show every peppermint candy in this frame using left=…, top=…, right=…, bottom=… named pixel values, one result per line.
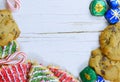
left=6, top=0, right=21, bottom=12
left=0, top=51, right=26, bottom=65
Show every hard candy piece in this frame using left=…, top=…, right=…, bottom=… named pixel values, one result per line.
left=90, top=0, right=107, bottom=16
left=107, top=0, right=120, bottom=9
left=96, top=75, right=105, bottom=82
left=104, top=8, right=120, bottom=24
left=80, top=66, right=97, bottom=82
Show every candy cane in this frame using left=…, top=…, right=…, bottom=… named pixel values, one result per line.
left=6, top=0, right=21, bottom=12
left=0, top=52, right=26, bottom=65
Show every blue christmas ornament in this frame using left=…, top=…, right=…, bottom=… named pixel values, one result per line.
left=104, top=8, right=120, bottom=24
left=108, top=0, right=120, bottom=8
left=96, top=75, right=105, bottom=82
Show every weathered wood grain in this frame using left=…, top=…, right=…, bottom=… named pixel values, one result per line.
left=17, top=33, right=100, bottom=77
left=0, top=0, right=109, bottom=81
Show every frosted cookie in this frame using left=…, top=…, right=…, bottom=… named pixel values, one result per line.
left=0, top=10, right=20, bottom=46
left=0, top=40, right=19, bottom=59
left=48, top=65, right=79, bottom=82
left=89, top=48, right=120, bottom=81
left=0, top=63, right=29, bottom=82
left=28, top=64, right=59, bottom=82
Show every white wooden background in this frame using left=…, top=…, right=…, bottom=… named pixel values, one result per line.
left=0, top=0, right=109, bottom=79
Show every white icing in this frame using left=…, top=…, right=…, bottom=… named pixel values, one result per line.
left=30, top=76, right=47, bottom=82
left=0, top=71, right=6, bottom=82
left=8, top=41, right=14, bottom=55
left=2, top=46, right=6, bottom=58
left=2, top=66, right=12, bottom=82
left=30, top=75, right=58, bottom=82
left=33, top=65, right=43, bottom=68
left=29, top=66, right=59, bottom=82
left=51, top=69, right=77, bottom=82
left=29, top=65, right=44, bottom=75
left=20, top=64, right=26, bottom=79
left=30, top=70, right=49, bottom=76
left=9, top=66, right=16, bottom=82
left=58, top=71, right=65, bottom=79
left=14, top=65, right=21, bottom=81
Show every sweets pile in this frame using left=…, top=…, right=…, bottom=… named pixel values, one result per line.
left=80, top=0, right=120, bottom=82
left=0, top=9, right=79, bottom=82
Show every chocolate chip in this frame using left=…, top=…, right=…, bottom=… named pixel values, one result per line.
left=102, top=56, right=106, bottom=61
left=8, top=15, right=10, bottom=17
left=13, top=28, right=15, bottom=32
left=110, top=26, right=116, bottom=32
left=105, top=39, right=110, bottom=44
left=12, top=20, right=14, bottom=23
left=1, top=32, right=4, bottom=34
left=91, top=55, right=95, bottom=58
left=101, top=70, right=105, bottom=75
left=118, top=28, right=120, bottom=31
left=15, top=31, right=18, bottom=37
left=1, top=14, right=3, bottom=17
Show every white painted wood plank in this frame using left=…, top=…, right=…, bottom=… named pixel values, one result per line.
left=0, top=0, right=110, bottom=81
left=0, top=0, right=108, bottom=33
left=13, top=14, right=108, bottom=33
left=17, top=33, right=100, bottom=77
left=11, top=0, right=108, bottom=33
left=20, top=0, right=89, bottom=14
left=0, top=0, right=6, bottom=10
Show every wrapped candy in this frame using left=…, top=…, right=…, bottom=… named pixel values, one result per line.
left=104, top=8, right=120, bottom=24
left=6, top=0, right=21, bottom=12
left=107, top=0, right=120, bottom=9
left=80, top=66, right=97, bottom=82
left=106, top=0, right=110, bottom=5
left=89, top=0, right=107, bottom=16
left=96, top=75, right=105, bottom=82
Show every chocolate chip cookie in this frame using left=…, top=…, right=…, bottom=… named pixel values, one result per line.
left=89, top=48, right=120, bottom=82
left=100, top=23, right=120, bottom=61
left=0, top=10, right=20, bottom=46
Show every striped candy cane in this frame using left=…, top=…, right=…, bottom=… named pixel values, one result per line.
left=0, top=52, right=26, bottom=65
left=6, top=0, right=21, bottom=12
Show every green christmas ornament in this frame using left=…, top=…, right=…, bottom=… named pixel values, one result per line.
left=80, top=66, right=97, bottom=82
left=89, top=0, right=107, bottom=16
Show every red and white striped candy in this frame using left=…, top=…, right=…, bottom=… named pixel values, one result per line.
left=6, top=0, right=21, bottom=12
left=0, top=52, right=26, bottom=65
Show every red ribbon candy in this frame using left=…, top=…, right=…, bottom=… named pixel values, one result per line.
left=0, top=52, right=26, bottom=65
left=6, top=0, right=21, bottom=12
